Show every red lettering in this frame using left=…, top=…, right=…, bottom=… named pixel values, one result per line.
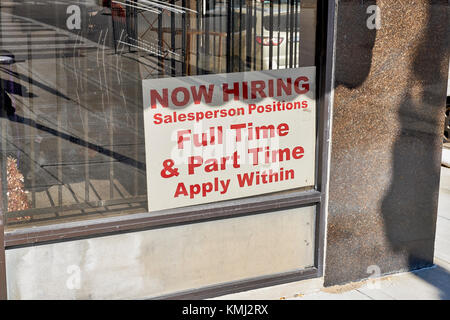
left=251, top=80, right=267, bottom=99
left=223, top=82, right=240, bottom=102
left=277, top=123, right=289, bottom=136
left=242, top=82, right=248, bottom=99
left=171, top=87, right=190, bottom=107
left=294, top=76, right=309, bottom=94
left=230, top=123, right=247, bottom=142
left=174, top=183, right=188, bottom=198
left=292, top=146, right=304, bottom=159
left=248, top=147, right=263, bottom=165
left=277, top=78, right=292, bottom=96
left=177, top=129, right=191, bottom=149
left=188, top=156, right=203, bottom=174
left=191, top=84, right=215, bottom=104
left=150, top=88, right=168, bottom=109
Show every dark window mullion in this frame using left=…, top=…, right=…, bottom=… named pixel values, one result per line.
left=245, top=0, right=253, bottom=71
left=277, top=0, right=281, bottom=69
left=260, top=0, right=264, bottom=70
left=289, top=0, right=295, bottom=68
left=170, top=0, right=176, bottom=76
left=196, top=0, right=200, bottom=74
left=226, top=0, right=232, bottom=72
left=205, top=0, right=210, bottom=73
left=230, top=0, right=235, bottom=72
left=285, top=0, right=290, bottom=68
left=298, top=0, right=302, bottom=67
left=252, top=1, right=257, bottom=70
left=158, top=9, right=163, bottom=76
left=212, top=0, right=217, bottom=72
left=269, top=0, right=274, bottom=70
left=294, top=0, right=299, bottom=68
left=238, top=0, right=243, bottom=72
left=182, top=0, right=187, bottom=75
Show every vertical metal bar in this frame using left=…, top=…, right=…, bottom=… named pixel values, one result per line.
left=27, top=34, right=36, bottom=208
left=245, top=0, right=253, bottom=71
left=252, top=0, right=256, bottom=70
left=201, top=0, right=205, bottom=73
left=315, top=0, right=336, bottom=277
left=219, top=0, right=224, bottom=72
left=132, top=0, right=138, bottom=47
left=289, top=0, right=295, bottom=68
left=111, top=1, right=118, bottom=54
left=0, top=7, right=7, bottom=290
left=158, top=9, right=164, bottom=76
left=182, top=0, right=187, bottom=75
left=298, top=0, right=302, bottom=67
left=226, top=0, right=232, bottom=73
left=83, top=36, right=90, bottom=206
left=109, top=90, right=114, bottom=200
left=285, top=0, right=290, bottom=68
left=238, top=0, right=243, bottom=72
left=0, top=90, right=7, bottom=219
left=196, top=0, right=200, bottom=74
left=230, top=0, right=235, bottom=72
left=0, top=165, right=7, bottom=300
left=134, top=114, right=138, bottom=197
left=294, top=0, right=299, bottom=68
left=260, top=0, right=264, bottom=70
left=84, top=100, right=90, bottom=204
left=212, top=0, right=217, bottom=72
left=0, top=11, right=7, bottom=220
left=125, top=0, right=132, bottom=52
left=277, top=0, right=281, bottom=69
left=55, top=41, right=63, bottom=210
left=204, top=0, right=210, bottom=73
left=0, top=8, right=8, bottom=297
left=109, top=53, right=114, bottom=200
left=268, top=0, right=273, bottom=70
left=187, top=0, right=192, bottom=75
left=218, top=33, right=223, bottom=72
left=85, top=46, right=91, bottom=205
left=171, top=0, right=176, bottom=76
left=195, top=0, right=201, bottom=74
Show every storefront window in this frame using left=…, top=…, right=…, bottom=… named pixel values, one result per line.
left=0, top=0, right=317, bottom=229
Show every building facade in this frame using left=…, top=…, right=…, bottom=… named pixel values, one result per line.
left=0, top=0, right=448, bottom=299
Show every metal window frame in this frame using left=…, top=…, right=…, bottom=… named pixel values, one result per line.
left=0, top=169, right=6, bottom=300
left=0, top=0, right=336, bottom=300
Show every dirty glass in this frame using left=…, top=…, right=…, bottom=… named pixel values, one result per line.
left=0, top=0, right=317, bottom=229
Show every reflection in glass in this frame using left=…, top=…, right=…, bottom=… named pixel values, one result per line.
left=0, top=0, right=316, bottom=229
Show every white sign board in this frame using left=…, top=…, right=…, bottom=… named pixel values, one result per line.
left=143, top=67, right=316, bottom=212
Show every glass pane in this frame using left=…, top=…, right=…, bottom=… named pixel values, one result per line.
left=0, top=0, right=316, bottom=229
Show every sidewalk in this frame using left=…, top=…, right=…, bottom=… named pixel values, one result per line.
left=214, top=165, right=450, bottom=300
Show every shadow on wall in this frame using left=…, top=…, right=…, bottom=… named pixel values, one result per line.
left=327, top=0, right=450, bottom=298
left=380, top=1, right=450, bottom=299
left=333, top=0, right=376, bottom=89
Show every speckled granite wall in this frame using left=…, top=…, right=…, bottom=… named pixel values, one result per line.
left=325, top=0, right=449, bottom=286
